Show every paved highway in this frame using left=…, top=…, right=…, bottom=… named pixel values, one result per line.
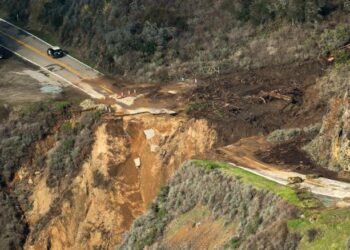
left=0, top=18, right=115, bottom=99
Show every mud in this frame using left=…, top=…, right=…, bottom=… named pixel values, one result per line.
left=257, top=137, right=350, bottom=182
left=187, top=60, right=327, bottom=145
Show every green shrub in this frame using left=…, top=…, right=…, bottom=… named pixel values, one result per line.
left=228, top=236, right=241, bottom=249
left=47, top=111, right=100, bottom=188
left=319, top=25, right=350, bottom=54
left=334, top=50, right=350, bottom=65
left=54, top=101, right=71, bottom=112
left=60, top=122, right=73, bottom=136
left=267, top=128, right=302, bottom=142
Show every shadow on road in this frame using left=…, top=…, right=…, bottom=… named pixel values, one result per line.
left=0, top=46, right=14, bottom=59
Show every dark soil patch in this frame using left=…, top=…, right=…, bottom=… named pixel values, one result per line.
left=256, top=137, right=350, bottom=182
left=186, top=60, right=327, bottom=146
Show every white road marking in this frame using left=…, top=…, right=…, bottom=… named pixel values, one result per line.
left=0, top=44, right=104, bottom=98
left=0, top=18, right=103, bottom=76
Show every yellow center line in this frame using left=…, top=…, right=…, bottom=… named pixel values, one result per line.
left=0, top=30, right=114, bottom=94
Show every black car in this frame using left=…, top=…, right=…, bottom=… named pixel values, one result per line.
left=47, top=46, right=64, bottom=58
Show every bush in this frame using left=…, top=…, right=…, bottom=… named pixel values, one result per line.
left=319, top=25, right=350, bottom=54
left=0, top=101, right=68, bottom=184
left=307, top=228, right=319, bottom=242
left=47, top=111, right=101, bottom=188
left=119, top=162, right=300, bottom=249
left=267, top=128, right=302, bottom=142
left=0, top=190, right=28, bottom=249
left=1, top=0, right=344, bottom=81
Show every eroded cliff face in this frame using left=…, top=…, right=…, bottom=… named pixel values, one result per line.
left=305, top=93, right=350, bottom=173
left=20, top=114, right=217, bottom=250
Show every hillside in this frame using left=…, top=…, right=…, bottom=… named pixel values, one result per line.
left=119, top=161, right=350, bottom=249
left=1, top=0, right=350, bottom=82
left=1, top=1, right=350, bottom=250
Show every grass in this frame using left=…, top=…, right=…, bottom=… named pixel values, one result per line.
left=192, top=160, right=312, bottom=208
left=193, top=160, right=350, bottom=249
left=288, top=208, right=350, bottom=250
left=185, top=102, right=210, bottom=115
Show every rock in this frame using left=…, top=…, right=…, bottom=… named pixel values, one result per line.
left=304, top=93, right=350, bottom=172
left=134, top=158, right=141, bottom=168
left=287, top=176, right=303, bottom=184
left=144, top=129, right=155, bottom=140
left=28, top=178, right=33, bottom=185
left=150, top=144, right=159, bottom=153
left=80, top=99, right=108, bottom=111
left=336, top=200, right=350, bottom=208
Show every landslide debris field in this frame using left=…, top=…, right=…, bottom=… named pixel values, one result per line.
left=0, top=50, right=347, bottom=250
left=2, top=0, right=350, bottom=249
left=186, top=60, right=327, bottom=145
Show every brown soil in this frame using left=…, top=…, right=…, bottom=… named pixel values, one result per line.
left=24, top=113, right=217, bottom=250
left=256, top=138, right=350, bottom=182
left=164, top=208, right=236, bottom=250
left=218, top=135, right=350, bottom=183
left=187, top=60, right=327, bottom=145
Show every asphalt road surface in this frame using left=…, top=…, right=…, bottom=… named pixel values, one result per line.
left=0, top=18, right=115, bottom=99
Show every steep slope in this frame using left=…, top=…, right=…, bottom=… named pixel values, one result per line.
left=118, top=161, right=302, bottom=250
left=304, top=64, right=350, bottom=174
left=15, top=111, right=217, bottom=250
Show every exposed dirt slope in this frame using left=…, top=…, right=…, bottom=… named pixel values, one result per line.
left=22, top=114, right=217, bottom=250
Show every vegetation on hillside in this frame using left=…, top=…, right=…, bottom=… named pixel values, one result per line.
left=1, top=0, right=350, bottom=81
left=0, top=101, right=69, bottom=249
left=119, top=160, right=350, bottom=249
left=0, top=101, right=70, bottom=185
left=288, top=208, right=350, bottom=249
left=118, top=160, right=302, bottom=249
left=0, top=101, right=102, bottom=249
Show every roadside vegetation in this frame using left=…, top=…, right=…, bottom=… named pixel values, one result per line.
left=1, top=0, right=350, bottom=81
left=288, top=208, right=350, bottom=249
left=119, top=160, right=350, bottom=249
